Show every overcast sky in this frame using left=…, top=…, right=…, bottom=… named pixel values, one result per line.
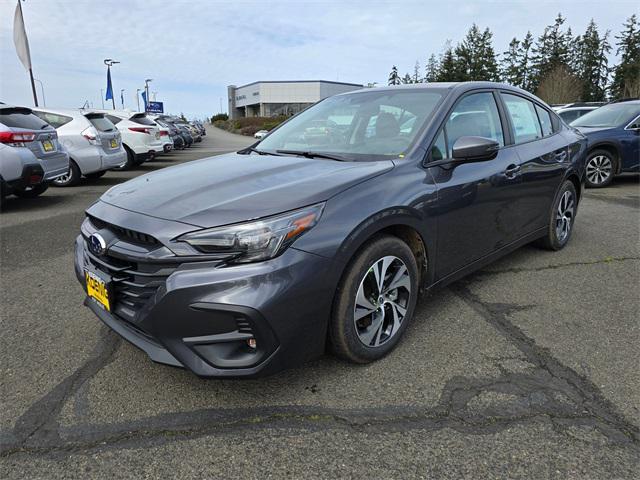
left=1, top=0, right=638, bottom=118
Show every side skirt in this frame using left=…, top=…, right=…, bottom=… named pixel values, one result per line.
left=425, top=226, right=547, bottom=293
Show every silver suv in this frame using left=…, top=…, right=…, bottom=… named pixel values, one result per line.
left=33, top=108, right=126, bottom=186
left=0, top=104, right=69, bottom=201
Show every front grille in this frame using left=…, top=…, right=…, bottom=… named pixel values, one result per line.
left=88, top=215, right=159, bottom=247
left=85, top=248, right=176, bottom=327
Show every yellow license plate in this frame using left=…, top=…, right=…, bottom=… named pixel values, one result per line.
left=42, top=139, right=54, bottom=152
left=110, top=138, right=118, bottom=148
left=85, top=270, right=111, bottom=311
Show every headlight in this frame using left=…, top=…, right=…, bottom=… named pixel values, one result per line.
left=177, top=203, right=324, bottom=263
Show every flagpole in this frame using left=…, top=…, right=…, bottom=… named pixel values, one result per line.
left=28, top=67, right=38, bottom=107
left=15, top=0, right=38, bottom=106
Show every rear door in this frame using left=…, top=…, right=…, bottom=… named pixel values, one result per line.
left=499, top=92, right=567, bottom=234
left=427, top=90, right=524, bottom=278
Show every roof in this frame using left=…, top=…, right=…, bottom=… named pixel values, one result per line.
left=340, top=81, right=526, bottom=96
left=232, top=80, right=363, bottom=90
left=32, top=107, right=105, bottom=117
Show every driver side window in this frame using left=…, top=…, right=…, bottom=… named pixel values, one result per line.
left=440, top=92, right=504, bottom=158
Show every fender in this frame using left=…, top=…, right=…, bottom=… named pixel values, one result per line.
left=586, top=140, right=623, bottom=173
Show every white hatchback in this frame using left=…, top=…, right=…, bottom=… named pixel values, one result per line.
left=33, top=108, right=126, bottom=186
left=101, top=111, right=164, bottom=169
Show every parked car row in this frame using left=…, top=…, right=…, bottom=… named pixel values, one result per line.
left=0, top=103, right=207, bottom=205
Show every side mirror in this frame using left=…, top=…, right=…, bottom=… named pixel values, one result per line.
left=452, top=136, right=500, bottom=161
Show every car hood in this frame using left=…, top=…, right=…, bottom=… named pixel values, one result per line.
left=574, top=125, right=616, bottom=135
left=100, top=152, right=394, bottom=227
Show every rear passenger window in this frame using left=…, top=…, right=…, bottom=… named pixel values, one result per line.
left=443, top=92, right=504, bottom=157
left=0, top=108, right=50, bottom=130
left=33, top=111, right=73, bottom=129
left=502, top=94, right=542, bottom=143
left=535, top=105, right=553, bottom=136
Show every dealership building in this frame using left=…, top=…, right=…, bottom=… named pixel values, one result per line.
left=227, top=80, right=363, bottom=119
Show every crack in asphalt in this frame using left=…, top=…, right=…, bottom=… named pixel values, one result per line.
left=477, top=256, right=639, bottom=276
left=8, top=327, right=121, bottom=450
left=450, top=282, right=639, bottom=446
left=1, top=274, right=638, bottom=459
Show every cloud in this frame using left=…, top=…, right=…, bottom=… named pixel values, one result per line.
left=0, top=0, right=636, bottom=117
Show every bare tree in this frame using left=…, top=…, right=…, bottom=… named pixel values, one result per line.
left=536, top=64, right=582, bottom=103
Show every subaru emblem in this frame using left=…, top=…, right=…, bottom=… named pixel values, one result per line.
left=88, top=233, right=107, bottom=256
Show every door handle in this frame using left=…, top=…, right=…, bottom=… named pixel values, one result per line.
left=503, top=164, right=521, bottom=178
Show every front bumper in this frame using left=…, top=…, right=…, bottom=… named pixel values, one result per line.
left=74, top=228, right=335, bottom=378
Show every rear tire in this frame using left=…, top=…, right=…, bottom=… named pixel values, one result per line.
left=113, top=146, right=135, bottom=170
left=13, top=182, right=49, bottom=198
left=585, top=149, right=615, bottom=188
left=52, top=160, right=81, bottom=187
left=329, top=235, right=419, bottom=363
left=84, top=170, right=106, bottom=180
left=536, top=180, right=577, bottom=251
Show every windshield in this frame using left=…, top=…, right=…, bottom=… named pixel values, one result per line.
left=571, top=103, right=640, bottom=128
left=257, top=89, right=444, bottom=160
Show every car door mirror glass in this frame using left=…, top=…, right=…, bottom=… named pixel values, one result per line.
left=452, top=136, right=500, bottom=161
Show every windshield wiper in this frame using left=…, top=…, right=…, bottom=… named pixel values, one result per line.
left=239, top=146, right=282, bottom=156
left=276, top=149, right=347, bottom=161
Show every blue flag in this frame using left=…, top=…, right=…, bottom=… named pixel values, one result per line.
left=105, top=67, right=113, bottom=101
left=141, top=90, right=147, bottom=110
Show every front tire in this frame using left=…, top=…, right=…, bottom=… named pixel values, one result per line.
left=537, top=180, right=577, bottom=251
left=585, top=149, right=615, bottom=188
left=329, top=235, right=419, bottom=363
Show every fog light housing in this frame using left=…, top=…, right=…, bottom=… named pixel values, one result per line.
left=247, top=338, right=257, bottom=349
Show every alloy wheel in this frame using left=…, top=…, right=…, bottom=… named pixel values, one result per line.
left=353, top=255, right=411, bottom=347
left=586, top=155, right=612, bottom=185
left=53, top=172, right=72, bottom=185
left=555, top=190, right=575, bottom=243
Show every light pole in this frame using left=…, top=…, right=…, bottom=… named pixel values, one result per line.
left=100, top=89, right=104, bottom=109
left=144, top=79, right=153, bottom=112
left=136, top=89, right=141, bottom=111
left=120, top=89, right=125, bottom=109
left=34, top=78, right=46, bottom=107
left=103, top=58, right=120, bottom=109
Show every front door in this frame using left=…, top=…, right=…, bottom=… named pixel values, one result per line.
left=426, top=91, right=524, bottom=279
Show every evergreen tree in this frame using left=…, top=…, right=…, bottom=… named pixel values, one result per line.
left=576, top=19, right=611, bottom=101
left=453, top=24, right=499, bottom=81
left=437, top=47, right=457, bottom=81
left=611, top=14, right=640, bottom=99
left=501, top=38, right=521, bottom=86
left=519, top=31, right=535, bottom=91
left=424, top=54, right=440, bottom=82
left=388, top=65, right=401, bottom=86
left=413, top=60, right=421, bottom=83
left=531, top=13, right=572, bottom=90
left=402, top=73, right=413, bottom=84
left=478, top=27, right=500, bottom=81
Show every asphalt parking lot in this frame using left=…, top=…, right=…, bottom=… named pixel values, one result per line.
left=0, top=126, right=638, bottom=479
